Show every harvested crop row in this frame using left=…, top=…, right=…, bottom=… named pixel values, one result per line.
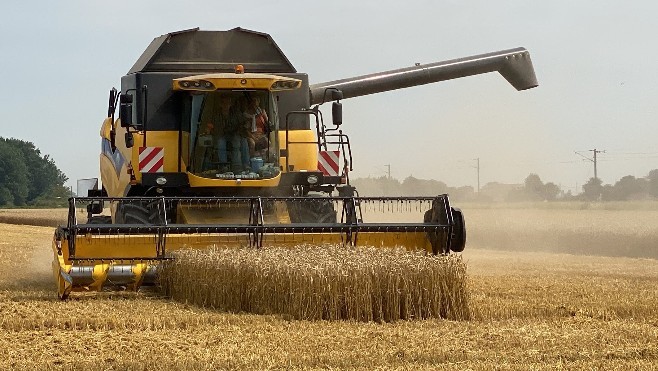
left=159, top=245, right=470, bottom=322
left=0, top=209, right=68, bottom=227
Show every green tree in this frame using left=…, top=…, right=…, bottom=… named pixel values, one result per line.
left=401, top=176, right=448, bottom=196
left=582, top=177, right=603, bottom=201
left=524, top=174, right=543, bottom=195
left=351, top=176, right=401, bottom=196
left=0, top=138, right=69, bottom=207
left=0, top=140, right=29, bottom=205
left=605, top=175, right=646, bottom=201
left=647, top=169, right=658, bottom=198
left=543, top=182, right=560, bottom=201
left=515, top=174, right=561, bottom=201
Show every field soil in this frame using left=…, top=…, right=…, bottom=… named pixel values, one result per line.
left=0, top=206, right=657, bottom=369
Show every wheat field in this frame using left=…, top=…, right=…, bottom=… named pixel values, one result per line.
left=0, top=208, right=69, bottom=227
left=160, top=246, right=470, bottom=322
left=0, top=205, right=657, bottom=369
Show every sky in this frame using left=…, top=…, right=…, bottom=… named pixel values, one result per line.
left=1, top=1, right=657, bottom=194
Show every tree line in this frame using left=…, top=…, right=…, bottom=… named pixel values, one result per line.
left=0, top=137, right=70, bottom=207
left=580, top=171, right=658, bottom=201
left=1, top=134, right=654, bottom=206
left=352, top=170, right=658, bottom=202
left=351, top=176, right=475, bottom=200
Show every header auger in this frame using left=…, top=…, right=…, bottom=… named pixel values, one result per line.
left=52, top=27, right=537, bottom=299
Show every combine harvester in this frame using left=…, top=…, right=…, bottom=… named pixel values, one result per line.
left=52, top=28, right=537, bottom=299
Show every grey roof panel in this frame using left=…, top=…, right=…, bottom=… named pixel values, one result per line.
left=127, top=27, right=296, bottom=75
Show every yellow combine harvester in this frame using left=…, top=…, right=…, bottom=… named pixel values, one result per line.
left=52, top=28, right=538, bottom=299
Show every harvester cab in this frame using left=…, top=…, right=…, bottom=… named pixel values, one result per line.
left=52, top=27, right=537, bottom=299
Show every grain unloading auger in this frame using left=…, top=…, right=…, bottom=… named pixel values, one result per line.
left=52, top=28, right=537, bottom=299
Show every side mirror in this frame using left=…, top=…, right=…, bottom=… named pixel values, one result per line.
left=125, top=132, right=134, bottom=148
left=332, top=101, right=342, bottom=126
left=108, top=88, right=117, bottom=117
left=119, top=94, right=133, bottom=127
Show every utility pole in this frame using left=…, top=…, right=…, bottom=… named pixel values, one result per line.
left=590, top=148, right=604, bottom=180
left=385, top=164, right=391, bottom=179
left=473, top=158, right=480, bottom=193
left=575, top=149, right=605, bottom=180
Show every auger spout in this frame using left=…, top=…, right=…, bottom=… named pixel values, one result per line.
left=309, top=47, right=538, bottom=105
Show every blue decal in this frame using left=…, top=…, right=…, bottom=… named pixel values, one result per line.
left=101, top=139, right=126, bottom=177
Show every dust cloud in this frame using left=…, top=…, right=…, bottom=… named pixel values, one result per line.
left=360, top=202, right=658, bottom=260
left=0, top=224, right=54, bottom=292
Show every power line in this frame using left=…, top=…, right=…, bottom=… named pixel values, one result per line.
left=606, top=151, right=658, bottom=156
left=574, top=149, right=605, bottom=180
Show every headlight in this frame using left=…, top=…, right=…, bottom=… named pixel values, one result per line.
left=271, top=80, right=301, bottom=90
left=178, top=80, right=215, bottom=90
left=155, top=177, right=167, bottom=185
left=307, top=175, right=319, bottom=185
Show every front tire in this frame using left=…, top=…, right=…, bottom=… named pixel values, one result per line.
left=287, top=197, right=337, bottom=223
left=115, top=201, right=164, bottom=225
left=424, top=207, right=449, bottom=255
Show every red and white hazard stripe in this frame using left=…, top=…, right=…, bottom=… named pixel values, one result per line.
left=318, top=150, right=340, bottom=176
left=138, top=147, right=164, bottom=173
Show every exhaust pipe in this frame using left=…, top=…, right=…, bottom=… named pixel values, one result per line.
left=309, top=47, right=538, bottom=105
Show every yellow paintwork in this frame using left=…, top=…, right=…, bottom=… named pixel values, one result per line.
left=100, top=117, right=112, bottom=139
left=279, top=130, right=318, bottom=171
left=100, top=120, right=134, bottom=197
left=61, top=232, right=429, bottom=261
left=101, top=124, right=193, bottom=197
left=99, top=71, right=309, bottom=198
left=52, top=227, right=431, bottom=298
left=90, top=263, right=111, bottom=291
left=186, top=171, right=283, bottom=187
left=102, top=127, right=322, bottom=196
left=177, top=201, right=290, bottom=224
left=55, top=232, right=430, bottom=264
left=52, top=239, right=72, bottom=299
left=128, top=131, right=183, bottom=183
left=173, top=73, right=301, bottom=91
